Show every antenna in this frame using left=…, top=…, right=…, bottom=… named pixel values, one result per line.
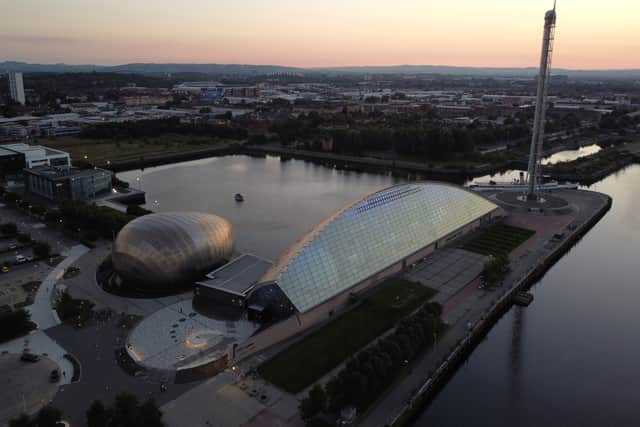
left=553, top=0, right=556, bottom=11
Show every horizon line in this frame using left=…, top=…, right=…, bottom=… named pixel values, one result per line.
left=2, top=60, right=640, bottom=73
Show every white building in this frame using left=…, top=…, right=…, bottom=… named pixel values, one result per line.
left=0, top=143, right=70, bottom=169
left=8, top=72, right=26, bottom=105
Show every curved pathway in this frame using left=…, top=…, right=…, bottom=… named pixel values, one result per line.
left=27, top=244, right=89, bottom=330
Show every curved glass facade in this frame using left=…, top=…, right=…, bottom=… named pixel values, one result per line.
left=113, top=212, right=234, bottom=289
left=258, top=183, right=498, bottom=312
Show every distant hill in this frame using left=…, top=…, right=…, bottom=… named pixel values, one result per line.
left=1, top=61, right=639, bottom=79
left=0, top=61, right=304, bottom=75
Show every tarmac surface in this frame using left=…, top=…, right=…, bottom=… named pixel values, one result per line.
left=0, top=354, right=59, bottom=425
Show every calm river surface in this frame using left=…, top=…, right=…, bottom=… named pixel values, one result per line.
left=118, top=155, right=403, bottom=259
left=414, top=165, right=640, bottom=427
left=119, top=151, right=638, bottom=426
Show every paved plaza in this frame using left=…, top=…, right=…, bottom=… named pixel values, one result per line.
left=127, top=299, right=258, bottom=371
left=406, top=248, right=487, bottom=305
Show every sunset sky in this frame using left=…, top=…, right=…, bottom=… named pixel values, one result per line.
left=2, top=0, right=639, bottom=69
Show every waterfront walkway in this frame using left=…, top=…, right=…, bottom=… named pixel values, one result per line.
left=359, top=189, right=610, bottom=427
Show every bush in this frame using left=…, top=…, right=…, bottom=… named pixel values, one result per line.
left=56, top=291, right=94, bottom=323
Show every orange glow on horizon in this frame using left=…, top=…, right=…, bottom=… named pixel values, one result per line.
left=1, top=0, right=639, bottom=70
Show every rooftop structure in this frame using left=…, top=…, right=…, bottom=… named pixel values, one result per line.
left=0, top=143, right=70, bottom=169
left=195, top=254, right=272, bottom=311
left=24, top=165, right=112, bottom=202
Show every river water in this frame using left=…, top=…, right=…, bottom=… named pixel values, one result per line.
left=117, top=148, right=637, bottom=426
left=118, top=155, right=403, bottom=259
left=414, top=165, right=640, bottom=427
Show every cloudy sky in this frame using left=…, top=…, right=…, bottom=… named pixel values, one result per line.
left=1, top=0, right=638, bottom=69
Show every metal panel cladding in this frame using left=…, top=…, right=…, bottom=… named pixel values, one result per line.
left=259, top=183, right=498, bottom=312
left=112, top=212, right=234, bottom=289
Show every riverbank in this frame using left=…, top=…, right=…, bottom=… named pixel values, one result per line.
left=359, top=189, right=611, bottom=427
left=546, top=140, right=640, bottom=184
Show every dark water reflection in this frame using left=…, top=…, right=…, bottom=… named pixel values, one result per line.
left=414, top=165, right=640, bottom=427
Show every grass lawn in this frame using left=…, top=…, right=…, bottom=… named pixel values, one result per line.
left=41, top=135, right=239, bottom=165
left=259, top=279, right=437, bottom=393
left=464, top=223, right=535, bottom=257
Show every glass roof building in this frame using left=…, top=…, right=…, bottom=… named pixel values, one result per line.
left=256, top=183, right=499, bottom=313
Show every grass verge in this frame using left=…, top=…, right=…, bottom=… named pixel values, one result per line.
left=259, top=279, right=436, bottom=393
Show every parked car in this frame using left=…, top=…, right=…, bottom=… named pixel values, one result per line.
left=49, top=369, right=60, bottom=383
left=8, top=243, right=17, bottom=250
left=25, top=256, right=34, bottom=262
left=20, top=352, right=40, bottom=363
left=15, top=255, right=27, bottom=264
left=1, top=265, right=8, bottom=273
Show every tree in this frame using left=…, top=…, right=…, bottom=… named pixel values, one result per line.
left=484, top=253, right=510, bottom=286
left=9, top=414, right=32, bottom=427
left=34, top=406, right=62, bottom=427
left=16, top=233, right=31, bottom=244
left=87, top=400, right=108, bottom=427
left=137, top=399, right=164, bottom=427
left=32, top=242, right=51, bottom=259
left=87, top=394, right=165, bottom=427
left=1, top=223, right=17, bottom=236
left=0, top=309, right=34, bottom=343
left=300, top=385, right=327, bottom=420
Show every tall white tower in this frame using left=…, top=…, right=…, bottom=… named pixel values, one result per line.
left=526, top=3, right=556, bottom=199
left=8, top=71, right=26, bottom=105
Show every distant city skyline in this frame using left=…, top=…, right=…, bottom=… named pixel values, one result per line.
left=2, top=0, right=639, bottom=70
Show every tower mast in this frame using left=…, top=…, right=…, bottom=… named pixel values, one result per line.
left=526, top=3, right=557, bottom=199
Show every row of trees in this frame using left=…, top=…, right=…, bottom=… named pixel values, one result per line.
left=10, top=393, right=164, bottom=427
left=80, top=117, right=247, bottom=140
left=58, top=200, right=135, bottom=239
left=300, top=302, right=444, bottom=425
left=87, top=393, right=164, bottom=427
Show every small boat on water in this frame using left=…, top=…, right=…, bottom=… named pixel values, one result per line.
left=235, top=193, right=244, bottom=202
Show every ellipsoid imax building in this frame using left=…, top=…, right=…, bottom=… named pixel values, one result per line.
left=236, top=182, right=501, bottom=360
left=113, top=212, right=234, bottom=290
